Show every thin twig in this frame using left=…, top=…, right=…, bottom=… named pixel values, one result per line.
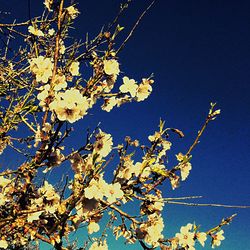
left=116, top=0, right=156, bottom=54
left=166, top=201, right=250, bottom=209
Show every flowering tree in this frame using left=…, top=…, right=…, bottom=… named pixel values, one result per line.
left=0, top=1, right=248, bottom=250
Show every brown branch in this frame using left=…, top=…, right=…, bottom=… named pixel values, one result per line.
left=116, top=0, right=156, bottom=54
left=166, top=201, right=250, bottom=209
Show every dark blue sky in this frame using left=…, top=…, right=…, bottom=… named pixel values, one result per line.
left=1, top=1, right=250, bottom=249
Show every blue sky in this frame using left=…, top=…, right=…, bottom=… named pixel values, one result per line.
left=1, top=0, right=250, bottom=249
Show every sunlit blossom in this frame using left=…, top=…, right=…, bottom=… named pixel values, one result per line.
left=119, top=76, right=138, bottom=97
left=69, top=61, right=80, bottom=76
left=88, top=221, right=100, bottom=234
left=101, top=97, right=117, bottom=112
left=136, top=78, right=153, bottom=102
left=105, top=182, right=124, bottom=203
left=89, top=240, right=108, bottom=250
left=29, top=56, right=53, bottom=83
left=180, top=162, right=192, bottom=181
left=103, top=59, right=120, bottom=76
left=93, top=130, right=113, bottom=158
left=28, top=26, right=44, bottom=36
left=175, top=223, right=195, bottom=249
left=49, top=88, right=89, bottom=123
left=196, top=232, right=207, bottom=247
left=0, top=239, right=8, bottom=249
left=212, top=230, right=225, bottom=248
left=66, top=6, right=80, bottom=19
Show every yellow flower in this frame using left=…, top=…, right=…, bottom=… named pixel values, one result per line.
left=66, top=6, right=80, bottom=19
left=69, top=61, right=80, bottom=76
left=175, top=223, right=195, bottom=249
left=84, top=176, right=108, bottom=200
left=0, top=176, right=11, bottom=187
left=119, top=76, right=138, bottom=97
left=212, top=230, right=225, bottom=248
left=28, top=26, right=44, bottom=36
left=180, top=162, right=192, bottom=181
left=136, top=78, right=153, bottom=102
left=38, top=181, right=60, bottom=201
left=88, top=221, right=100, bottom=234
left=44, top=0, right=53, bottom=11
left=49, top=88, right=89, bottom=123
left=27, top=211, right=43, bottom=223
left=93, top=130, right=113, bottom=158
left=101, top=97, right=117, bottom=112
left=29, top=56, right=53, bottom=83
left=48, top=28, right=55, bottom=36
left=89, top=240, right=108, bottom=250
left=142, top=214, right=164, bottom=247
left=196, top=232, right=207, bottom=247
left=105, top=183, right=124, bottom=203
left=53, top=74, right=67, bottom=91
left=0, top=239, right=8, bottom=249
left=103, top=59, right=120, bottom=76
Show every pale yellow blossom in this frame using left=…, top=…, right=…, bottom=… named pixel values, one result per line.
left=53, top=74, right=67, bottom=91
left=29, top=56, right=53, bottom=83
left=48, top=28, right=55, bottom=36
left=88, top=221, right=100, bottom=234
left=141, top=214, right=164, bottom=247
left=93, top=130, right=113, bottom=158
left=175, top=223, right=195, bottom=249
left=103, top=59, right=120, bottom=76
left=28, top=26, right=44, bottom=37
left=49, top=88, right=89, bottom=123
left=69, top=61, right=80, bottom=76
left=66, top=6, right=80, bottom=19
left=89, top=240, right=108, bottom=250
left=136, top=79, right=153, bottom=102
left=0, top=239, right=8, bottom=249
left=196, top=232, right=207, bottom=247
left=38, top=181, right=60, bottom=201
left=212, top=230, right=225, bottom=248
left=0, top=193, right=8, bottom=206
left=119, top=76, right=138, bottom=97
left=180, top=162, right=192, bottom=181
left=105, top=182, right=124, bottom=203
left=0, top=176, right=11, bottom=187
left=27, top=211, right=43, bottom=223
left=101, top=97, right=117, bottom=112
left=44, top=0, right=53, bottom=11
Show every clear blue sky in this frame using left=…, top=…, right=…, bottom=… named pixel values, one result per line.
left=1, top=0, right=250, bottom=249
